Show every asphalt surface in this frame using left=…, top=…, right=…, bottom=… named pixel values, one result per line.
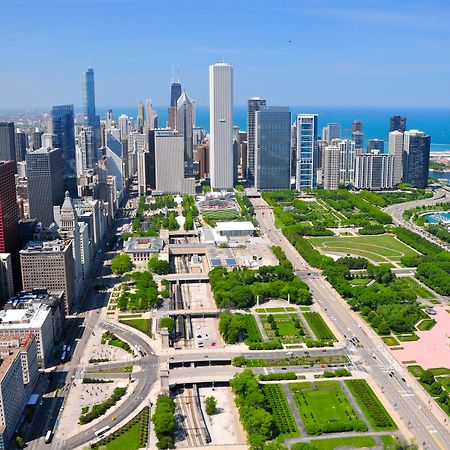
left=252, top=197, right=450, bottom=450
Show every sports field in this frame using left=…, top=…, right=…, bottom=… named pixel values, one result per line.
left=309, top=234, right=419, bottom=265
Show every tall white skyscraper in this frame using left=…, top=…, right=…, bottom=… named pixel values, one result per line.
left=296, top=114, right=318, bottom=191
left=323, top=145, right=340, bottom=190
left=338, top=139, right=356, bottom=184
left=118, top=114, right=129, bottom=140
left=176, top=92, right=194, bottom=163
left=209, top=62, right=233, bottom=189
left=388, top=130, right=404, bottom=185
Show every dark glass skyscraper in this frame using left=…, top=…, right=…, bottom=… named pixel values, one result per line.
left=247, top=97, right=266, bottom=181
left=82, top=68, right=101, bottom=156
left=390, top=115, right=406, bottom=133
left=15, top=130, right=27, bottom=162
left=51, top=105, right=76, bottom=195
left=0, top=122, right=16, bottom=165
left=352, top=120, right=364, bottom=151
left=403, top=130, right=430, bottom=188
left=255, top=107, right=291, bottom=190
left=170, top=82, right=182, bottom=107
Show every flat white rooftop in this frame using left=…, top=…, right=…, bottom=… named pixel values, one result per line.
left=215, top=221, right=255, bottom=232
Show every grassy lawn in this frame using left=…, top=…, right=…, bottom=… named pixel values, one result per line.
left=382, top=336, right=400, bottom=346
left=202, top=210, right=240, bottom=221
left=119, top=318, right=152, bottom=336
left=88, top=366, right=133, bottom=374
left=309, top=436, right=377, bottom=450
left=345, top=380, right=397, bottom=431
left=430, top=368, right=450, bottom=376
left=291, top=381, right=362, bottom=434
left=239, top=355, right=349, bottom=368
left=397, top=277, right=435, bottom=299
left=417, top=319, right=437, bottom=331
left=104, top=421, right=141, bottom=450
left=396, top=334, right=419, bottom=342
left=118, top=314, right=143, bottom=319
left=309, top=234, right=419, bottom=264
left=441, top=376, right=450, bottom=392
left=260, top=313, right=308, bottom=343
left=350, top=278, right=371, bottom=286
left=406, top=365, right=424, bottom=378
left=303, top=312, right=336, bottom=341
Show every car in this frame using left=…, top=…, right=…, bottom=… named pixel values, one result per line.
left=322, top=349, right=327, bottom=352
left=211, top=342, right=216, bottom=347
left=281, top=367, right=287, bottom=371
left=196, top=335, right=202, bottom=339
left=198, top=343, right=204, bottom=348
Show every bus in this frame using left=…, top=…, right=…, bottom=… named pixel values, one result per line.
left=95, top=425, right=110, bottom=437
left=44, top=430, right=53, bottom=444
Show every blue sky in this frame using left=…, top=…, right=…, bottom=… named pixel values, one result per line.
left=1, top=0, right=450, bottom=108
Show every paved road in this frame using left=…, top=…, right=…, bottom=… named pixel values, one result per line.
left=251, top=197, right=450, bottom=450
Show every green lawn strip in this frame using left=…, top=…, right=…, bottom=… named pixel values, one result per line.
left=235, top=355, right=348, bottom=368
left=430, top=368, right=450, bottom=376
left=406, top=365, right=425, bottom=378
left=119, top=318, right=152, bottom=337
left=101, top=331, right=132, bottom=353
left=92, top=406, right=149, bottom=450
left=441, top=376, right=450, bottom=392
left=255, top=308, right=266, bottom=313
left=87, top=366, right=133, bottom=374
left=350, top=278, right=371, bottom=286
left=261, top=384, right=299, bottom=437
left=380, top=434, right=399, bottom=449
left=79, top=387, right=127, bottom=424
left=382, top=336, right=400, bottom=346
left=300, top=306, right=311, bottom=311
left=265, top=307, right=287, bottom=312
left=417, top=319, right=437, bottom=331
left=245, top=314, right=264, bottom=342
left=290, top=381, right=366, bottom=435
left=309, top=436, right=377, bottom=450
left=345, top=380, right=397, bottom=431
left=398, top=278, right=436, bottom=299
left=303, top=312, right=336, bottom=341
left=118, top=314, right=143, bottom=319
left=396, top=334, right=419, bottom=342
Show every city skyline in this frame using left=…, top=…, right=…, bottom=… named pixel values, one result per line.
left=2, top=0, right=450, bottom=108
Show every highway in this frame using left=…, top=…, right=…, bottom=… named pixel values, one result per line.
left=251, top=197, right=450, bottom=450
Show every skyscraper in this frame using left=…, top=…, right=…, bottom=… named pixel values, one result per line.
left=26, top=147, right=64, bottom=227
left=137, top=102, right=145, bottom=131
left=323, top=145, right=340, bottom=190
left=82, top=67, right=100, bottom=154
left=254, top=106, right=291, bottom=191
left=367, top=139, right=385, bottom=153
left=355, top=151, right=394, bottom=190
left=390, top=115, right=406, bottom=133
left=322, top=123, right=341, bottom=143
left=31, top=130, right=43, bottom=150
left=176, top=92, right=194, bottom=169
left=0, top=161, right=21, bottom=290
left=352, top=120, right=364, bottom=151
left=51, top=105, right=76, bottom=195
left=168, top=82, right=182, bottom=129
left=247, top=97, right=266, bottom=181
left=295, top=114, right=318, bottom=190
left=338, top=139, right=356, bottom=185
left=77, top=128, right=95, bottom=172
left=118, top=115, right=129, bottom=140
left=144, top=100, right=158, bottom=129
left=209, top=62, right=233, bottom=190
left=388, top=131, right=404, bottom=185
left=0, top=122, right=16, bottom=165
left=15, top=130, right=27, bottom=162
left=403, top=130, right=431, bottom=188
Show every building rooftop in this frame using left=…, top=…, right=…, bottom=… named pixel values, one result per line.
left=215, top=221, right=256, bottom=232
left=0, top=348, right=20, bottom=383
left=21, top=239, right=70, bottom=253
left=0, top=301, right=52, bottom=330
left=123, top=236, right=164, bottom=253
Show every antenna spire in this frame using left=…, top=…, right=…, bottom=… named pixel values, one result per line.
left=171, top=64, right=175, bottom=83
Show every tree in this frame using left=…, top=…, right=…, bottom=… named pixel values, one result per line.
left=15, top=436, right=24, bottom=449
left=111, top=254, right=133, bottom=275
left=419, top=370, right=435, bottom=385
left=148, top=258, right=170, bottom=275
left=205, top=396, right=217, bottom=415
left=184, top=211, right=193, bottom=231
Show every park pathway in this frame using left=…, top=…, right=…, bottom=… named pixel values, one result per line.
left=282, top=384, right=306, bottom=436
left=253, top=313, right=269, bottom=342
left=339, top=380, right=373, bottom=431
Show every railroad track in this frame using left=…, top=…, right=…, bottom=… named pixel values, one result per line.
left=176, top=390, right=207, bottom=447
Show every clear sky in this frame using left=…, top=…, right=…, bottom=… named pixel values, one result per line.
left=1, top=0, right=450, bottom=108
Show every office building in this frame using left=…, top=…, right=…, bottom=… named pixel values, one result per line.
left=144, top=100, right=158, bottom=129
left=0, top=334, right=39, bottom=449
left=367, top=139, right=385, bottom=153
left=322, top=123, right=341, bottom=143
left=118, top=115, right=129, bottom=141
left=105, top=132, right=124, bottom=192
left=352, top=120, right=364, bottom=150
left=403, top=130, right=431, bottom=188
left=247, top=97, right=266, bottom=180
left=390, top=115, right=406, bottom=133
left=14, top=131, right=27, bottom=162
left=77, top=127, right=95, bottom=174
left=388, top=130, right=404, bottom=185
left=295, top=114, right=318, bottom=190
left=323, top=145, right=340, bottom=190
left=137, top=102, right=145, bottom=131
left=176, top=92, right=194, bottom=167
left=51, top=105, right=76, bottom=195
left=20, top=240, right=75, bottom=314
left=82, top=67, right=101, bottom=153
left=0, top=161, right=21, bottom=291
left=26, top=147, right=64, bottom=227
left=355, top=151, right=394, bottom=190
left=254, top=106, right=291, bottom=190
left=209, top=62, right=233, bottom=189
left=338, top=139, right=356, bottom=185
left=0, top=255, right=13, bottom=305
left=194, top=143, right=209, bottom=180
left=168, top=82, right=182, bottom=129
left=153, top=130, right=195, bottom=194
left=0, top=122, right=16, bottom=165
left=41, top=133, right=57, bottom=149
left=31, top=130, right=43, bottom=151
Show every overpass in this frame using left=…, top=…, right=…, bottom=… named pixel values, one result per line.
left=160, top=273, right=209, bottom=282
left=168, top=244, right=212, bottom=255
left=169, top=308, right=222, bottom=317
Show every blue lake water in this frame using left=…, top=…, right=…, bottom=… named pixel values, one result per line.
left=423, top=212, right=450, bottom=224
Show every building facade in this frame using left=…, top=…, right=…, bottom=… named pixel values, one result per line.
left=295, top=114, right=318, bottom=190
left=323, top=145, right=340, bottom=190
left=246, top=97, right=266, bottom=181
left=355, top=151, right=394, bottom=190
left=403, top=130, right=431, bottom=189
left=388, top=131, right=404, bottom=185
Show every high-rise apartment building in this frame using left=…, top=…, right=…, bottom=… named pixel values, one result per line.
left=26, top=147, right=64, bottom=227
left=388, top=130, right=404, bottom=185
left=403, top=130, right=431, bottom=188
left=355, top=151, right=394, bottom=190
left=338, top=139, right=356, bottom=185
left=247, top=97, right=266, bottom=181
left=322, top=123, right=341, bottom=143
left=77, top=127, right=95, bottom=174
left=367, top=139, right=385, bottom=153
left=323, top=145, right=340, bottom=190
left=0, top=122, right=16, bottom=166
left=118, top=115, right=129, bottom=141
left=254, top=106, right=291, bottom=190
left=20, top=239, right=76, bottom=314
left=209, top=62, right=233, bottom=190
left=0, top=162, right=21, bottom=291
left=295, top=114, right=318, bottom=190
left=137, top=102, right=145, bottom=131
left=352, top=120, right=364, bottom=151
left=82, top=68, right=100, bottom=145
left=51, top=105, right=76, bottom=195
left=390, top=115, right=406, bottom=133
